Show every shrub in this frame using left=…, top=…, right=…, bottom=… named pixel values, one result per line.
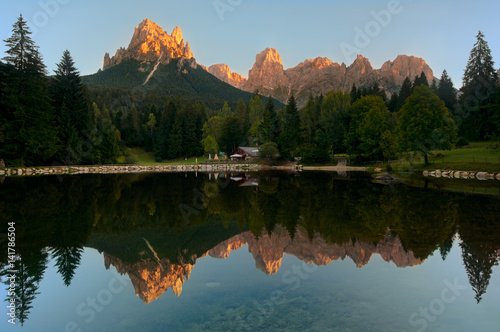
left=296, top=144, right=331, bottom=164
left=456, top=137, right=470, bottom=148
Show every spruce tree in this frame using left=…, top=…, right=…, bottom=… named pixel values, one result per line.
left=155, top=98, right=177, bottom=159
left=397, top=76, right=413, bottom=110
left=459, top=31, right=498, bottom=140
left=388, top=93, right=399, bottom=112
left=412, top=71, right=429, bottom=91
left=279, top=93, right=301, bottom=158
left=2, top=15, right=60, bottom=165
left=50, top=50, right=92, bottom=164
left=125, top=104, right=142, bottom=146
left=430, top=78, right=438, bottom=93
left=437, top=70, right=457, bottom=111
left=236, top=98, right=250, bottom=136
left=258, top=97, right=280, bottom=145
left=181, top=103, right=200, bottom=157
left=299, top=94, right=317, bottom=144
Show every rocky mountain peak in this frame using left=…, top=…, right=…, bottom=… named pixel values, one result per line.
left=208, top=63, right=246, bottom=89
left=103, top=18, right=194, bottom=70
left=348, top=55, right=374, bottom=74
left=301, top=57, right=337, bottom=70
left=246, top=48, right=288, bottom=92
left=256, top=47, right=283, bottom=66
left=379, top=54, right=433, bottom=86
left=171, top=26, right=183, bottom=44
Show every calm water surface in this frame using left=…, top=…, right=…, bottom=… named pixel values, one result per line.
left=0, top=172, right=499, bottom=331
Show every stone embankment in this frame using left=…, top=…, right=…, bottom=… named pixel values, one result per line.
left=423, top=170, right=500, bottom=181
left=0, top=164, right=302, bottom=177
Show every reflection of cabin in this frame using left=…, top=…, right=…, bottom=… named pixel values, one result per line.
left=230, top=173, right=259, bottom=187
left=230, top=147, right=260, bottom=161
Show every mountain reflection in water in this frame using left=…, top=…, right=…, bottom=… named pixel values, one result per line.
left=101, top=226, right=422, bottom=304
left=0, top=171, right=499, bottom=327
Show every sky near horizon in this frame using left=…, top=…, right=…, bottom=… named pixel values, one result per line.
left=0, top=0, right=499, bottom=88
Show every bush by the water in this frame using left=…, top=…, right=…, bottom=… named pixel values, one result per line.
left=297, top=144, right=331, bottom=164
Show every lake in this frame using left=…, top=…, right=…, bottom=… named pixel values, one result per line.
left=1, top=172, right=499, bottom=331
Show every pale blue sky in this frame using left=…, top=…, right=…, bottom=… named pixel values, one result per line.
left=1, top=0, right=499, bottom=88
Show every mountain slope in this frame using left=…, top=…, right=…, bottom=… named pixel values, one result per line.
left=82, top=58, right=269, bottom=108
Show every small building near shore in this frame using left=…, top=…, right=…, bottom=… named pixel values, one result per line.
left=230, top=147, right=260, bottom=161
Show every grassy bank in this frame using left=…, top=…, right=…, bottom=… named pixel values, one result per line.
left=376, top=142, right=500, bottom=173
left=117, top=148, right=211, bottom=166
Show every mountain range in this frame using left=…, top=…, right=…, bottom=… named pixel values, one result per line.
left=210, top=49, right=434, bottom=106
left=88, top=18, right=435, bottom=107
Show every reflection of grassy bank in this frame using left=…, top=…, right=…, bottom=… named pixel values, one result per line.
left=396, top=173, right=500, bottom=196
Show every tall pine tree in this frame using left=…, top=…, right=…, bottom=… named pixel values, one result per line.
left=459, top=31, right=498, bottom=140
left=437, top=70, right=457, bottom=111
left=2, top=15, right=59, bottom=165
left=50, top=50, right=93, bottom=164
left=279, top=93, right=301, bottom=158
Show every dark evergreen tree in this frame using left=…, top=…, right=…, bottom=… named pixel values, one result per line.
left=279, top=93, right=301, bottom=158
left=0, top=61, right=18, bottom=162
left=430, top=78, right=438, bottom=93
left=236, top=98, right=250, bottom=137
left=459, top=31, right=498, bottom=141
left=92, top=103, right=120, bottom=163
left=437, top=70, right=457, bottom=111
left=52, top=246, right=84, bottom=286
left=258, top=97, right=281, bottom=145
left=155, top=97, right=177, bottom=159
left=412, top=71, right=429, bottom=91
left=168, top=113, right=184, bottom=159
left=2, top=15, right=60, bottom=165
left=194, top=103, right=207, bottom=156
left=388, top=92, right=399, bottom=112
left=50, top=50, right=93, bottom=164
left=350, top=83, right=361, bottom=103
left=300, top=94, right=317, bottom=144
left=368, top=82, right=387, bottom=102
left=181, top=103, right=201, bottom=157
left=125, top=104, right=142, bottom=146
left=219, top=115, right=243, bottom=154
left=398, top=76, right=413, bottom=109
left=461, top=241, right=497, bottom=303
